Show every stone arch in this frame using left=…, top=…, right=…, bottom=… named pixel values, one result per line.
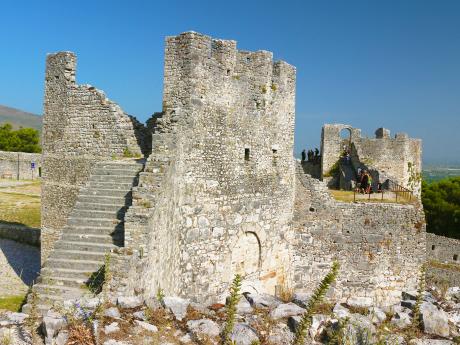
left=231, top=231, right=261, bottom=279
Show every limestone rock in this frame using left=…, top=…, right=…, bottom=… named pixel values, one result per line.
left=42, top=312, right=67, bottom=345
left=4, top=312, right=28, bottom=325
left=179, top=333, right=193, bottom=343
left=269, top=302, right=305, bottom=319
left=333, top=303, right=351, bottom=319
left=104, top=307, right=121, bottom=319
left=244, top=293, right=281, bottom=309
left=420, top=302, right=450, bottom=337
left=134, top=320, right=158, bottom=333
left=230, top=323, right=259, bottom=345
left=346, top=296, right=373, bottom=308
left=268, top=323, right=294, bottom=344
left=391, top=308, right=412, bottom=328
left=187, top=319, right=220, bottom=339
left=236, top=298, right=253, bottom=314
left=309, top=314, right=330, bottom=338
left=163, top=296, right=190, bottom=321
left=117, top=296, right=143, bottom=309
left=133, top=310, right=147, bottom=320
left=368, top=306, right=386, bottom=324
left=292, top=292, right=310, bottom=308
left=344, top=314, right=376, bottom=343
left=104, top=322, right=120, bottom=334
left=409, top=340, right=453, bottom=345
left=55, top=330, right=69, bottom=345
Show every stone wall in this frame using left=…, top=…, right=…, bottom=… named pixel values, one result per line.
left=320, top=124, right=422, bottom=196
left=293, top=163, right=426, bottom=306
left=0, top=151, right=41, bottom=180
left=427, top=233, right=460, bottom=264
left=127, top=32, right=296, bottom=303
left=41, top=52, right=144, bottom=263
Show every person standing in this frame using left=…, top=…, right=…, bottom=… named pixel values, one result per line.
left=301, top=149, right=306, bottom=162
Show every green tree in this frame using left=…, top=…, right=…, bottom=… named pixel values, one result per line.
left=0, top=123, right=41, bottom=153
left=422, top=177, right=460, bottom=238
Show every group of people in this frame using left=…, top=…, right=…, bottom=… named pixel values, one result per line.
left=301, top=148, right=320, bottom=163
left=355, top=168, right=372, bottom=194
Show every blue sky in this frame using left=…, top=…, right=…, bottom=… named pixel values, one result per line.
left=0, top=0, right=459, bottom=164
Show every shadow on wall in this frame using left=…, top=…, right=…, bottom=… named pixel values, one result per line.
left=0, top=238, right=40, bottom=286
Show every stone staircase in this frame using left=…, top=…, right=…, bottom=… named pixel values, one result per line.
left=23, top=160, right=144, bottom=314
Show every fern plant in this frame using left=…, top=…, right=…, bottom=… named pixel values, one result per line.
left=412, top=264, right=426, bottom=329
left=222, top=274, right=242, bottom=345
left=293, top=261, right=340, bottom=345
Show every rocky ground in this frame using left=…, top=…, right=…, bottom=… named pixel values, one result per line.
left=1, top=285, right=460, bottom=345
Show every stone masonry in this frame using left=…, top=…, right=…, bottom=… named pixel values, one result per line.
left=0, top=150, right=41, bottom=180
left=37, top=32, right=428, bottom=310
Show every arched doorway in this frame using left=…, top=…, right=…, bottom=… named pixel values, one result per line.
left=231, top=232, right=261, bottom=278
left=339, top=127, right=352, bottom=152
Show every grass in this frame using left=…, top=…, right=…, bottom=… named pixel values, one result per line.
left=0, top=179, right=41, bottom=227
left=0, top=294, right=27, bottom=312
left=329, top=190, right=413, bottom=205
left=428, top=259, right=460, bottom=273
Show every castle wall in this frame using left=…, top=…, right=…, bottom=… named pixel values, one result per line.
left=41, top=52, right=143, bottom=263
left=137, top=32, right=296, bottom=302
left=293, top=163, right=426, bottom=306
left=0, top=151, right=41, bottom=180
left=426, top=233, right=460, bottom=264
left=321, top=124, right=422, bottom=195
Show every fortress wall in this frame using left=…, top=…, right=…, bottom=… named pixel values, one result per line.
left=0, top=151, right=41, bottom=180
left=427, top=233, right=460, bottom=264
left=138, top=32, right=297, bottom=303
left=41, top=52, right=144, bottom=263
left=293, top=164, right=426, bottom=306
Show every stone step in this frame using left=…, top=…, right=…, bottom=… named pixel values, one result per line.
left=92, top=168, right=141, bottom=176
left=90, top=175, right=139, bottom=183
left=49, top=249, right=106, bottom=261
left=40, top=276, right=88, bottom=289
left=33, top=284, right=84, bottom=300
left=80, top=188, right=132, bottom=198
left=87, top=181, right=134, bottom=190
left=77, top=195, right=129, bottom=205
left=40, top=267, right=95, bottom=280
left=54, top=241, right=117, bottom=253
left=22, top=303, right=53, bottom=316
left=67, top=217, right=123, bottom=227
left=61, top=232, right=123, bottom=244
left=45, top=258, right=104, bottom=271
left=74, top=202, right=127, bottom=212
left=70, top=209, right=126, bottom=220
left=63, top=224, right=123, bottom=235
left=96, top=162, right=144, bottom=170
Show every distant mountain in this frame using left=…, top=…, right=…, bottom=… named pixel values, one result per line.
left=0, top=104, right=42, bottom=131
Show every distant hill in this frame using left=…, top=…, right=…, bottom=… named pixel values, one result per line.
left=0, top=105, right=42, bottom=131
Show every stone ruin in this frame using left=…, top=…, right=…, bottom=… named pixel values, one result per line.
left=31, top=31, right=427, bottom=313
left=320, top=123, right=422, bottom=196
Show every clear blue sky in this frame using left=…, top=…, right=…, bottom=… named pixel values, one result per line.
left=1, top=0, right=459, bottom=164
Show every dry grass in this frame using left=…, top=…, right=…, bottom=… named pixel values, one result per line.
left=428, top=259, right=460, bottom=273
left=250, top=307, right=276, bottom=344
left=312, top=302, right=334, bottom=315
left=329, top=190, right=413, bottom=205
left=67, top=322, right=95, bottom=345
left=0, top=180, right=41, bottom=228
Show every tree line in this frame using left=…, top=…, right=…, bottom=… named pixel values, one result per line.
left=0, top=123, right=41, bottom=153
left=422, top=176, right=460, bottom=239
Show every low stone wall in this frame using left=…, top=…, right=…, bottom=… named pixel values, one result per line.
left=0, top=151, right=41, bottom=180
left=293, top=163, right=426, bottom=307
left=427, top=233, right=460, bottom=264
left=0, top=225, right=40, bottom=247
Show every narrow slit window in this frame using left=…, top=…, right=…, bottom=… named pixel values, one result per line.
left=245, top=148, right=250, bottom=161
left=454, top=254, right=458, bottom=261
left=431, top=245, right=435, bottom=250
